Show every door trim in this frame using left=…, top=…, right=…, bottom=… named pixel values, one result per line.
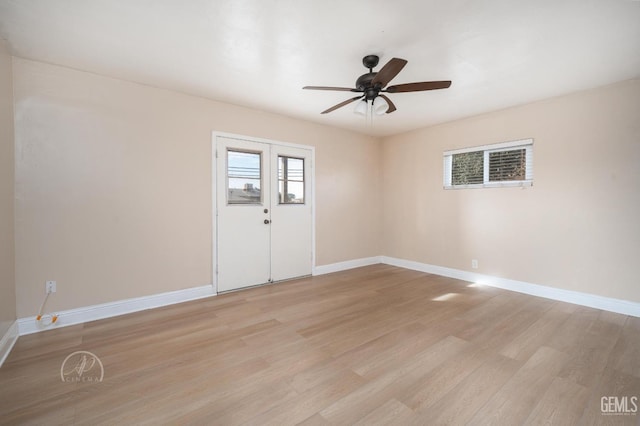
left=211, top=131, right=316, bottom=294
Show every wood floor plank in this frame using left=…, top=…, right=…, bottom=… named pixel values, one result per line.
left=288, top=356, right=359, bottom=394
left=352, top=398, right=414, bottom=426
left=469, top=346, right=571, bottom=425
left=523, top=376, right=591, bottom=425
left=545, top=306, right=602, bottom=354
left=499, top=302, right=575, bottom=361
left=469, top=296, right=555, bottom=351
left=557, top=314, right=624, bottom=388
left=320, top=335, right=469, bottom=425
left=413, top=352, right=521, bottom=425
left=605, top=316, right=640, bottom=379
left=330, top=321, right=429, bottom=373
left=177, top=379, right=299, bottom=425
left=245, top=370, right=366, bottom=426
left=1, top=265, right=637, bottom=425
left=399, top=338, right=491, bottom=411
left=349, top=323, right=457, bottom=379
left=296, top=413, right=330, bottom=426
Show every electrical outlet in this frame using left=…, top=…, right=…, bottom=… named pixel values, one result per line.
left=471, top=259, right=478, bottom=269
left=45, top=280, right=56, bottom=293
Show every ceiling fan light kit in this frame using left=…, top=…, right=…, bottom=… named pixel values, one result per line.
left=353, top=99, right=368, bottom=115
left=372, top=96, right=389, bottom=115
left=352, top=97, right=388, bottom=116
left=303, top=54, right=452, bottom=115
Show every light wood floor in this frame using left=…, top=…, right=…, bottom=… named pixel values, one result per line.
left=1, top=265, right=639, bottom=425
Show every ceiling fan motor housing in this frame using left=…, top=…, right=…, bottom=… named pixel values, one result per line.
left=356, top=73, right=381, bottom=100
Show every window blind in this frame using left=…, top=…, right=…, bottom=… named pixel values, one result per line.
left=443, top=139, right=533, bottom=189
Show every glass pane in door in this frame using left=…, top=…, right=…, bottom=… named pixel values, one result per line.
left=227, top=150, right=262, bottom=204
left=278, top=156, right=304, bottom=204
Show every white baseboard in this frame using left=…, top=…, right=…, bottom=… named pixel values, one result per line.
left=18, top=284, right=216, bottom=335
left=382, top=256, right=640, bottom=318
left=13, top=255, right=639, bottom=339
left=313, top=256, right=383, bottom=275
left=0, top=320, right=19, bottom=368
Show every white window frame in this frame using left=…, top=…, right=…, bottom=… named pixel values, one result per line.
left=443, top=138, right=533, bottom=189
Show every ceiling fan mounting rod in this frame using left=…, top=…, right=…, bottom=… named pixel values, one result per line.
left=358, top=54, right=384, bottom=100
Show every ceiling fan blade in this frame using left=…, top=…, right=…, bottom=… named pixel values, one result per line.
left=385, top=81, right=452, bottom=93
left=371, top=58, right=408, bottom=88
left=378, top=94, right=397, bottom=113
left=303, top=86, right=359, bottom=92
left=321, top=96, right=363, bottom=114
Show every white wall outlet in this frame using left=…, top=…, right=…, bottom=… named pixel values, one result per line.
left=45, top=280, right=57, bottom=293
left=471, top=259, right=478, bottom=269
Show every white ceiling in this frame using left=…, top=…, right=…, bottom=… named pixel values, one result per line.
left=1, top=0, right=639, bottom=137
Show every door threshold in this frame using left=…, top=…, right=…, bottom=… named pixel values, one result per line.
left=217, top=274, right=312, bottom=295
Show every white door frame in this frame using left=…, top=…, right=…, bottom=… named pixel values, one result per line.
left=211, top=131, right=316, bottom=294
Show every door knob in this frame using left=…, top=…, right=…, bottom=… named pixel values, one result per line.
left=264, top=219, right=271, bottom=224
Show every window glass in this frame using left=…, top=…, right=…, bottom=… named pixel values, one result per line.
left=228, top=150, right=261, bottom=204
left=278, top=156, right=304, bottom=204
left=489, top=149, right=526, bottom=182
left=452, top=151, right=484, bottom=186
left=444, top=139, right=533, bottom=189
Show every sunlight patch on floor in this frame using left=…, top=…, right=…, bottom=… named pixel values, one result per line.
left=432, top=292, right=459, bottom=302
left=467, top=282, right=485, bottom=288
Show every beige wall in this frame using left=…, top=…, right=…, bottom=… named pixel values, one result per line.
left=0, top=39, right=16, bottom=336
left=10, top=54, right=640, bottom=319
left=382, top=79, right=640, bottom=303
left=13, top=58, right=382, bottom=317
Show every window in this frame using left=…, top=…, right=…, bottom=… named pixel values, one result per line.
left=278, top=156, right=305, bottom=204
left=227, top=150, right=262, bottom=204
left=443, top=139, right=533, bottom=189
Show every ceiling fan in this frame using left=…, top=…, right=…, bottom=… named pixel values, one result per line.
left=303, top=55, right=452, bottom=115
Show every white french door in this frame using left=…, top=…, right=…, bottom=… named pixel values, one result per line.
left=215, top=135, right=312, bottom=292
